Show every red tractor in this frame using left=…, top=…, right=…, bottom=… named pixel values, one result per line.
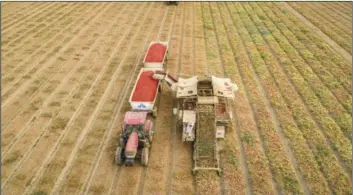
left=115, top=112, right=154, bottom=166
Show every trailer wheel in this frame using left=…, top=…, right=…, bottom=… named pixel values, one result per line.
left=115, top=147, right=123, bottom=166
left=152, top=108, right=158, bottom=118
left=141, top=148, right=149, bottom=166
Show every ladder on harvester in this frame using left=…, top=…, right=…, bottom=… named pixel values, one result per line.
left=192, top=103, right=221, bottom=175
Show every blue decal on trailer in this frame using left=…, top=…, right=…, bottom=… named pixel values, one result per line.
left=137, top=103, right=146, bottom=108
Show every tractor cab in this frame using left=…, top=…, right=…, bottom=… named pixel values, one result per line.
left=116, top=111, right=154, bottom=166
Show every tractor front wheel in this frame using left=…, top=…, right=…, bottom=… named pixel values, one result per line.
left=115, top=147, right=123, bottom=166
left=141, top=148, right=149, bottom=166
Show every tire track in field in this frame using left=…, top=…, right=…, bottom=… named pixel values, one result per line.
left=1, top=4, right=98, bottom=131
left=21, top=3, right=150, bottom=194
left=1, top=3, right=125, bottom=160
left=1, top=3, right=83, bottom=77
left=283, top=2, right=352, bottom=64
left=1, top=4, right=118, bottom=193
left=109, top=4, right=170, bottom=195
left=2, top=3, right=65, bottom=44
left=1, top=2, right=49, bottom=30
left=0, top=4, right=102, bottom=109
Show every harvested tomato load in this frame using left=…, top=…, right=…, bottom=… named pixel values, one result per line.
left=144, top=43, right=167, bottom=62
left=131, top=71, right=159, bottom=102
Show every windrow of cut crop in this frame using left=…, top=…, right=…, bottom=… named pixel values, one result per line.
left=168, top=2, right=195, bottom=195
left=322, top=2, right=352, bottom=21
left=249, top=2, right=352, bottom=169
left=194, top=3, right=208, bottom=79
left=260, top=2, right=352, bottom=139
left=217, top=2, right=306, bottom=194
left=305, top=3, right=352, bottom=34
left=268, top=3, right=353, bottom=133
left=261, top=2, right=353, bottom=158
left=279, top=3, right=352, bottom=95
left=287, top=2, right=352, bottom=53
left=56, top=3, right=163, bottom=195
left=247, top=3, right=352, bottom=195
left=206, top=2, right=279, bottom=194
left=3, top=3, right=151, bottom=195
left=2, top=3, right=115, bottom=191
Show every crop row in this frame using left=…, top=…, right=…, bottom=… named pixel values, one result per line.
left=288, top=2, right=352, bottom=53
left=245, top=2, right=351, bottom=195
left=261, top=2, right=352, bottom=166
left=216, top=2, right=310, bottom=194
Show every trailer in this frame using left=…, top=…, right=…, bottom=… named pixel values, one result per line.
left=128, top=68, right=163, bottom=117
left=143, top=41, right=168, bottom=69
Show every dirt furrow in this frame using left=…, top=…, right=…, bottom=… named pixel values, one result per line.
left=0, top=4, right=108, bottom=109
left=1, top=4, right=124, bottom=194
left=1, top=2, right=52, bottom=31
left=1, top=4, right=100, bottom=133
left=168, top=2, right=195, bottom=195
left=1, top=3, right=87, bottom=79
left=2, top=3, right=67, bottom=46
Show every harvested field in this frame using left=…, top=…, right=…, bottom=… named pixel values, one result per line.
left=1, top=2, right=351, bottom=195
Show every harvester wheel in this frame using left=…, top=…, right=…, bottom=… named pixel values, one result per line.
left=115, top=147, right=123, bottom=166
left=141, top=148, right=149, bottom=166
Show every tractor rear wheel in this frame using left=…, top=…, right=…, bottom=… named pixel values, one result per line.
left=115, top=147, right=123, bottom=166
left=149, top=130, right=154, bottom=143
left=141, top=148, right=149, bottom=166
